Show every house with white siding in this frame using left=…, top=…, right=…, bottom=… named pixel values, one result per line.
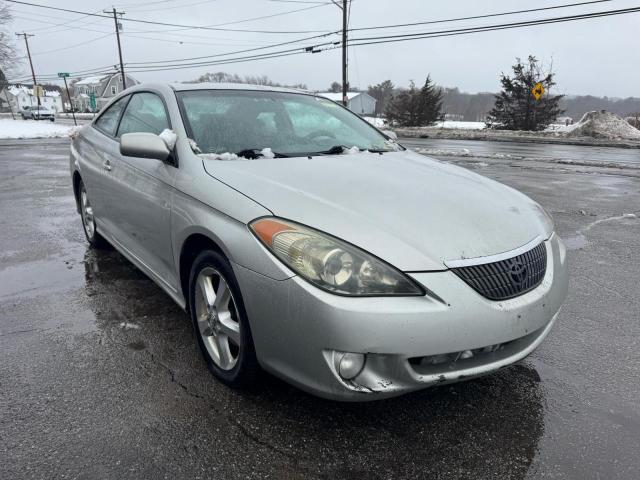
left=1, top=84, right=63, bottom=113
left=318, top=91, right=377, bottom=116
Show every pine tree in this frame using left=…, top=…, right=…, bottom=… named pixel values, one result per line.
left=488, top=56, right=564, bottom=131
left=385, top=76, right=443, bottom=127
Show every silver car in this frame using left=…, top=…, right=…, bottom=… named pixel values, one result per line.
left=21, top=105, right=56, bottom=121
left=70, top=83, right=568, bottom=401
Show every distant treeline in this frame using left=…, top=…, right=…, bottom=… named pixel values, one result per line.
left=439, top=88, right=640, bottom=122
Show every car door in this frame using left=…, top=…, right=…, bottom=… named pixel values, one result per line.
left=107, top=91, right=179, bottom=292
left=80, top=95, right=130, bottom=233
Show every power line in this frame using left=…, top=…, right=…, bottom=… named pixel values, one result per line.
left=125, top=0, right=217, bottom=13
left=9, top=3, right=639, bottom=82
left=10, top=7, right=104, bottom=33
left=349, top=0, right=618, bottom=32
left=126, top=5, right=640, bottom=72
left=29, top=33, right=114, bottom=57
left=125, top=31, right=338, bottom=65
left=4, top=0, right=335, bottom=34
left=348, top=5, right=640, bottom=45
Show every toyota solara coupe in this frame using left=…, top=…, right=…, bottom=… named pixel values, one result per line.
left=69, top=83, right=568, bottom=401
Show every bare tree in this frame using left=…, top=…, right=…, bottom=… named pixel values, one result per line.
left=0, top=1, right=17, bottom=81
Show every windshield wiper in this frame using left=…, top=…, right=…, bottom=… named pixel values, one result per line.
left=235, top=148, right=288, bottom=159
left=313, top=145, right=391, bottom=155
left=314, top=145, right=349, bottom=155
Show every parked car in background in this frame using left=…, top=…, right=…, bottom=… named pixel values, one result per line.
left=21, top=105, right=56, bottom=121
left=69, top=83, right=568, bottom=401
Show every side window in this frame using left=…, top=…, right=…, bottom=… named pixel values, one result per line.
left=117, top=92, right=169, bottom=137
left=94, top=95, right=129, bottom=137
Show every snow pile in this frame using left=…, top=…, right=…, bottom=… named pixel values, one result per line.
left=414, top=147, right=473, bottom=157
left=0, top=119, right=73, bottom=139
left=200, top=147, right=276, bottom=161
left=364, top=117, right=388, bottom=128
left=343, top=146, right=360, bottom=154
left=432, top=121, right=487, bottom=130
left=200, top=152, right=241, bottom=161
left=566, top=110, right=640, bottom=140
left=159, top=129, right=177, bottom=150
left=260, top=147, right=275, bottom=159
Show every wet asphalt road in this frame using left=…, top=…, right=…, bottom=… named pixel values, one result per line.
left=401, top=137, right=640, bottom=167
left=1, top=139, right=639, bottom=479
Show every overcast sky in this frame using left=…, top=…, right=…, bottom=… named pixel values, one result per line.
left=6, top=0, right=639, bottom=97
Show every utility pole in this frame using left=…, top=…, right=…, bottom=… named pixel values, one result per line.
left=341, top=0, right=348, bottom=106
left=15, top=32, right=40, bottom=106
left=104, top=8, right=127, bottom=90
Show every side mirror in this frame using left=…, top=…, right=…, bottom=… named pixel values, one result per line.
left=120, top=132, right=170, bottom=161
left=382, top=130, right=398, bottom=141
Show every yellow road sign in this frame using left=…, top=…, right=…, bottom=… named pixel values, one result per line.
left=532, top=82, right=545, bottom=101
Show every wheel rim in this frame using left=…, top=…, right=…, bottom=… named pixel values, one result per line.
left=80, top=186, right=95, bottom=240
left=195, top=267, right=241, bottom=371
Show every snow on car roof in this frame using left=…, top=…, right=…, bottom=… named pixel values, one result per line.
left=169, top=82, right=312, bottom=95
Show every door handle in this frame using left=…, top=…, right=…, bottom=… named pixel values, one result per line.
left=103, top=160, right=112, bottom=171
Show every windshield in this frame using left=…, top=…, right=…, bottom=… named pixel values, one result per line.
left=176, top=89, right=398, bottom=157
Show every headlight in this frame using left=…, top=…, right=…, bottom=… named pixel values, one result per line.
left=250, top=218, right=424, bottom=296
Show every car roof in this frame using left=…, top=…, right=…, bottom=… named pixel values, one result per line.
left=168, top=82, right=313, bottom=95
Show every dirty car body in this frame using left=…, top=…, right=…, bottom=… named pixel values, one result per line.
left=69, top=83, right=569, bottom=401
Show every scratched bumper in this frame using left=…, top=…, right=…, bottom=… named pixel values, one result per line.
left=234, top=234, right=568, bottom=401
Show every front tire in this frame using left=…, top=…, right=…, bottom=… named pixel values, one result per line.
left=189, top=250, right=259, bottom=387
left=78, top=179, right=109, bottom=248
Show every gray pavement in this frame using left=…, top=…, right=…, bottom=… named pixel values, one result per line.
left=401, top=137, right=640, bottom=167
left=1, top=138, right=639, bottom=479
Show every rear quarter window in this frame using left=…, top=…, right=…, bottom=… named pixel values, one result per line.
left=94, top=96, right=129, bottom=137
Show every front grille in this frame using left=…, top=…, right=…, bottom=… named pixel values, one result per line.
left=452, top=242, right=547, bottom=300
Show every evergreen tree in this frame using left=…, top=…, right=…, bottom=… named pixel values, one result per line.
left=417, top=75, right=444, bottom=125
left=385, top=76, right=443, bottom=127
left=488, top=56, right=564, bottom=131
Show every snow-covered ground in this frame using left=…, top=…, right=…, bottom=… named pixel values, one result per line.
left=432, top=120, right=487, bottom=130
left=0, top=119, right=75, bottom=139
left=363, top=117, right=387, bottom=128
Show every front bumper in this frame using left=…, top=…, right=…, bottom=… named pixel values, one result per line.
left=234, top=234, right=568, bottom=401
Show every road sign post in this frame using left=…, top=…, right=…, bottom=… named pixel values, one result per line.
left=58, top=72, right=76, bottom=126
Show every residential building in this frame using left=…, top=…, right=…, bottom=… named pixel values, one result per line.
left=71, top=73, right=139, bottom=112
left=318, top=92, right=377, bottom=116
left=1, top=84, right=64, bottom=113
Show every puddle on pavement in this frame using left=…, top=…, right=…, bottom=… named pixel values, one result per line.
left=564, top=234, right=588, bottom=250
left=0, top=252, right=85, bottom=300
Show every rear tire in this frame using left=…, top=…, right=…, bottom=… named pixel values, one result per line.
left=189, top=250, right=259, bottom=387
left=78, top=179, right=109, bottom=249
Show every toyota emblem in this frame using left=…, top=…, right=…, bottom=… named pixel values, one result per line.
left=508, top=259, right=528, bottom=287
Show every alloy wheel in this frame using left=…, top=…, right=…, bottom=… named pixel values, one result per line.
left=80, top=186, right=95, bottom=240
left=194, top=267, right=241, bottom=371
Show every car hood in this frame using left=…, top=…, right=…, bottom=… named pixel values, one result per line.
left=202, top=150, right=551, bottom=271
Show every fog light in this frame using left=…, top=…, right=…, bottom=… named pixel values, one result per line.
left=338, top=352, right=365, bottom=380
